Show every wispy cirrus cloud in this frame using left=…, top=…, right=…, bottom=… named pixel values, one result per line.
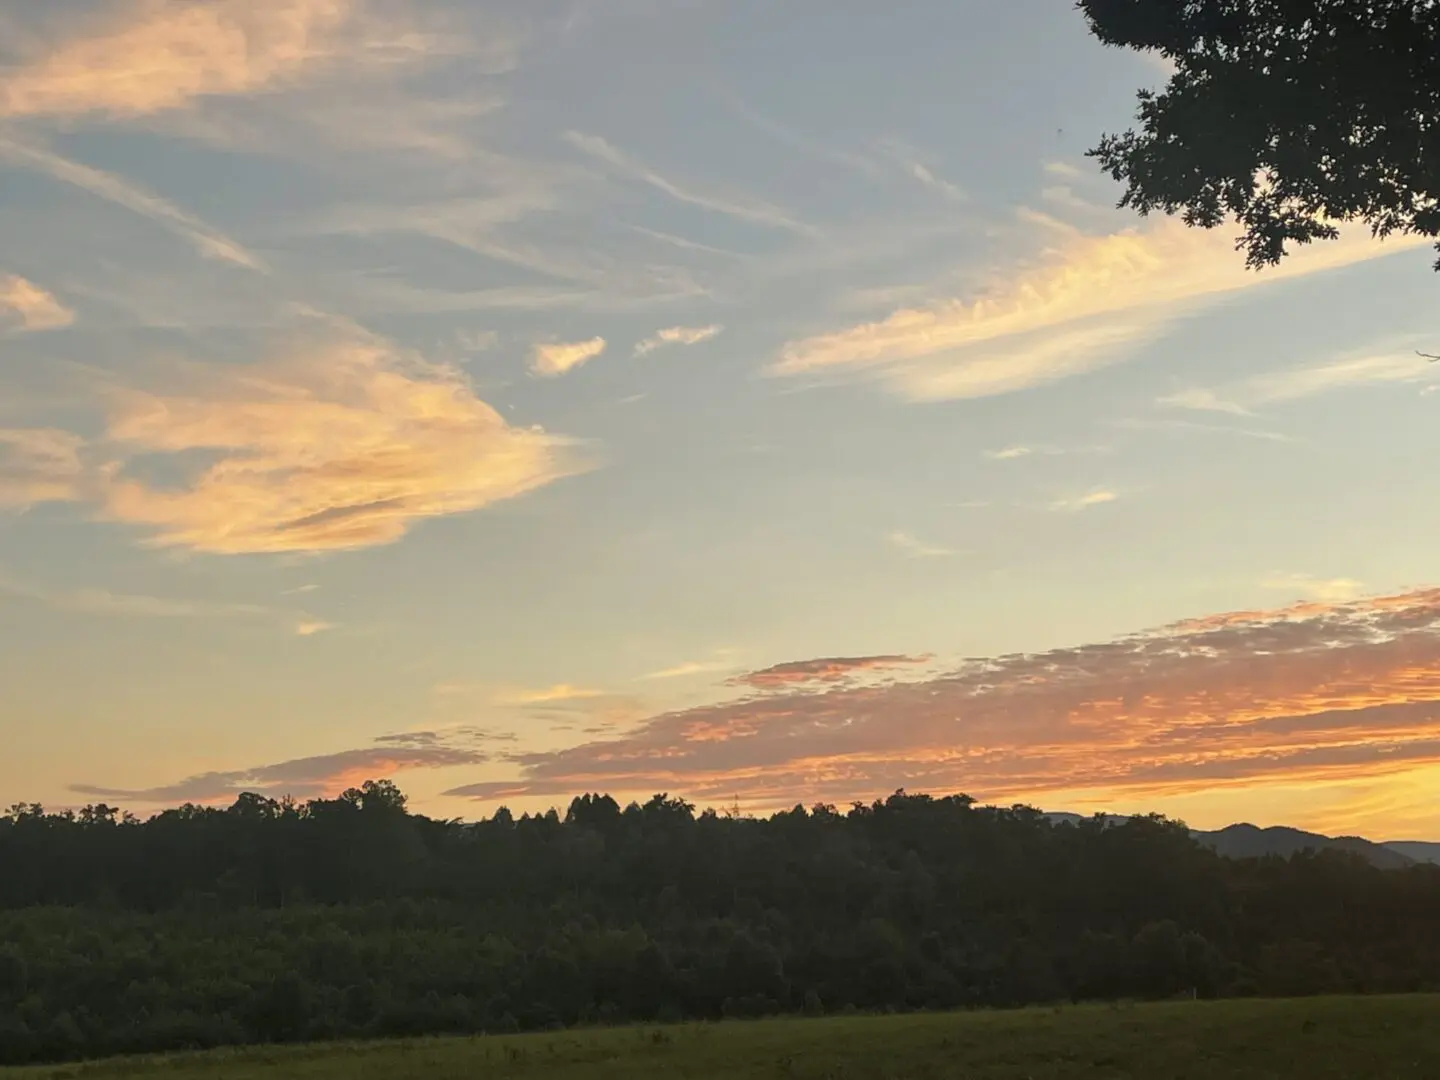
left=443, top=588, right=1440, bottom=824
left=887, top=530, right=955, bottom=558
left=642, top=657, right=739, bottom=681
left=0, top=574, right=262, bottom=620
left=1156, top=388, right=1253, bottom=416
left=563, top=131, right=817, bottom=237
left=493, top=684, right=607, bottom=707
left=1111, top=416, right=1294, bottom=444
left=1162, top=343, right=1440, bottom=415
left=532, top=337, right=607, bottom=377
left=0, top=136, right=264, bottom=270
left=873, top=139, right=967, bottom=203
left=0, top=569, right=337, bottom=637
left=0, top=274, right=73, bottom=332
left=982, top=443, right=1103, bottom=462
left=983, top=443, right=1103, bottom=461
left=1049, top=489, right=1118, bottom=512
left=772, top=214, right=1428, bottom=403
left=634, top=324, right=723, bottom=356
left=984, top=445, right=1037, bottom=461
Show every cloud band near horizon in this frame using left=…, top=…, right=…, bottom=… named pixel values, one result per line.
left=438, top=588, right=1440, bottom=819
left=75, top=589, right=1440, bottom=836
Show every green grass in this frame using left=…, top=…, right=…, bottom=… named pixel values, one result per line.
left=8, top=996, right=1440, bottom=1080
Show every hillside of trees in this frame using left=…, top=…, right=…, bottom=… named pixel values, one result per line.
left=2, top=782, right=1439, bottom=1064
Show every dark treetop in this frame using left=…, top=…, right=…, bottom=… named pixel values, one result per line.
left=1080, top=0, right=1440, bottom=269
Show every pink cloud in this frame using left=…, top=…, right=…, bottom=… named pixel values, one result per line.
left=729, top=654, right=934, bottom=691
left=444, top=589, right=1440, bottom=815
left=74, top=728, right=506, bottom=806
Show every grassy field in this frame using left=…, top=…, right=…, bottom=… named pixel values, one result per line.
left=7, top=996, right=1439, bottom=1080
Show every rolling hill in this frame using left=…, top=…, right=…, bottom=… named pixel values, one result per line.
left=1044, top=813, right=1435, bottom=870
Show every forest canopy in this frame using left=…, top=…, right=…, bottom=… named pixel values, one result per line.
left=1, top=782, right=1438, bottom=1065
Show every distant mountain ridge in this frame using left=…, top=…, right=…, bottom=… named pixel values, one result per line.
left=1043, top=813, right=1440, bottom=870
left=1384, top=840, right=1440, bottom=866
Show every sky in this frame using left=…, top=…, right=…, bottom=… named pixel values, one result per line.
left=3, top=0, right=1440, bottom=842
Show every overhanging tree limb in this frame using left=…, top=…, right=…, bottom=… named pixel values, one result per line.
left=1079, top=0, right=1440, bottom=271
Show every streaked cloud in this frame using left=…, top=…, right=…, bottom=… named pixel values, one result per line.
left=0, top=274, right=74, bottom=332
left=63, top=324, right=586, bottom=554
left=444, top=587, right=1440, bottom=814
left=715, top=88, right=887, bottom=181
left=1041, top=185, right=1099, bottom=213
left=773, top=216, right=1428, bottom=402
left=0, top=573, right=265, bottom=620
left=983, top=443, right=1101, bottom=461
left=74, top=728, right=496, bottom=805
left=1049, top=490, right=1118, bottom=512
left=887, top=530, right=955, bottom=558
left=642, top=658, right=738, bottom=681
left=494, top=684, right=607, bottom=706
left=1165, top=345, right=1440, bottom=415
left=564, top=131, right=817, bottom=236
left=634, top=324, right=723, bottom=356
left=906, top=161, right=966, bottom=203
left=1112, top=417, right=1293, bottom=443
left=532, top=337, right=607, bottom=378
left=0, top=570, right=340, bottom=639
left=0, top=428, right=86, bottom=508
left=730, top=655, right=933, bottom=692
left=1157, top=387, right=1253, bottom=416
left=0, top=136, right=263, bottom=270
left=0, top=0, right=356, bottom=121
left=984, top=445, right=1036, bottom=461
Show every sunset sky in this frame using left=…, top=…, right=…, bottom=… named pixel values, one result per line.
left=3, top=0, right=1440, bottom=841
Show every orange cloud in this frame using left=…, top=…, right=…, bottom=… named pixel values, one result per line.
left=494, top=684, right=607, bottom=706
left=87, top=327, right=586, bottom=554
left=634, top=325, right=723, bottom=356
left=532, top=337, right=607, bottom=378
left=772, top=215, right=1429, bottom=402
left=642, top=660, right=738, bottom=681
left=0, top=274, right=74, bottom=332
left=0, top=0, right=355, bottom=121
left=445, top=588, right=1440, bottom=829
left=3, top=321, right=583, bottom=554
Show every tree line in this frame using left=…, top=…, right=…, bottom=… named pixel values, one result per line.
left=1, top=781, right=1438, bottom=1064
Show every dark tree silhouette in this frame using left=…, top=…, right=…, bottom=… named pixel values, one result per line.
left=0, top=783, right=1436, bottom=1065
left=1079, top=0, right=1440, bottom=269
